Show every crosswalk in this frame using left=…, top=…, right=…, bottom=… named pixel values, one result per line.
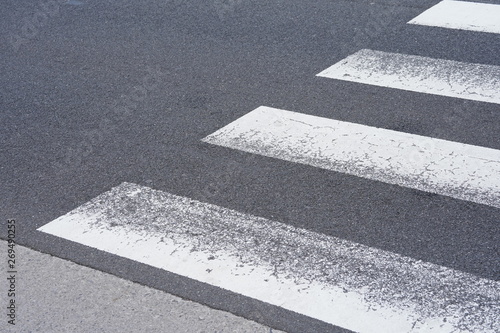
left=408, top=0, right=500, bottom=34
left=38, top=1, right=499, bottom=332
left=38, top=182, right=499, bottom=333
left=317, top=49, right=500, bottom=104
left=202, top=106, right=500, bottom=208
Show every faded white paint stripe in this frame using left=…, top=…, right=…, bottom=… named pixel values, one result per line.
left=38, top=182, right=499, bottom=333
left=202, top=106, right=500, bottom=208
left=408, top=0, right=500, bottom=34
left=316, top=49, right=500, bottom=104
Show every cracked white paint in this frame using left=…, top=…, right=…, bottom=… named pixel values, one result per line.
left=408, top=0, right=500, bottom=34
left=203, top=106, right=500, bottom=208
left=38, top=182, right=499, bottom=333
left=316, top=49, right=500, bottom=104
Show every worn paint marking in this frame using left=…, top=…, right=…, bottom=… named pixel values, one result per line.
left=202, top=106, right=500, bottom=208
left=316, top=49, right=500, bottom=104
left=408, top=0, right=500, bottom=34
left=38, top=182, right=499, bottom=333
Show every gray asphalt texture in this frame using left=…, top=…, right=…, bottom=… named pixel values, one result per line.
left=1, top=0, right=499, bottom=332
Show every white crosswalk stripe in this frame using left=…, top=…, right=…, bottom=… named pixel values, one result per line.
left=38, top=3, right=499, bottom=332
left=202, top=106, right=500, bottom=208
left=408, top=0, right=500, bottom=34
left=316, top=49, right=500, bottom=104
left=38, top=182, right=500, bottom=333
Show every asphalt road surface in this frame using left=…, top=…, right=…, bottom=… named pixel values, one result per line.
left=1, top=0, right=499, bottom=332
